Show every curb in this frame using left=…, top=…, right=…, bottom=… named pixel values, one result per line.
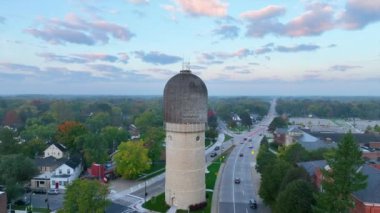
left=211, top=162, right=225, bottom=213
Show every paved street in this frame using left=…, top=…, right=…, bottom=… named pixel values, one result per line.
left=217, top=99, right=276, bottom=213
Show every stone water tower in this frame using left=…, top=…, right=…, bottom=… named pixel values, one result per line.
left=163, top=69, right=208, bottom=210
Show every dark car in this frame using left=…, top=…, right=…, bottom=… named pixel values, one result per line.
left=234, top=178, right=241, bottom=184
left=239, top=153, right=244, bottom=157
left=210, top=152, right=217, bottom=157
left=249, top=199, right=257, bottom=209
left=214, top=146, right=220, bottom=151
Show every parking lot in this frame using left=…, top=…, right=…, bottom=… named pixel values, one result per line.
left=29, top=192, right=64, bottom=211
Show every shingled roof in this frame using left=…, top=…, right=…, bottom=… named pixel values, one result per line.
left=353, top=165, right=380, bottom=204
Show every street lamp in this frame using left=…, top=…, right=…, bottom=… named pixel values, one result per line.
left=144, top=180, right=148, bottom=202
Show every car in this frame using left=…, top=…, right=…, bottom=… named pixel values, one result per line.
left=244, top=137, right=247, bottom=141
left=47, top=189, right=59, bottom=195
left=234, top=178, right=241, bottom=184
left=214, top=146, right=220, bottom=151
left=249, top=199, right=257, bottom=209
left=210, top=152, right=217, bottom=157
left=239, top=153, right=244, bottom=157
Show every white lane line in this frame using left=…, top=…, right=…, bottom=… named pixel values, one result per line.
left=232, top=143, right=246, bottom=213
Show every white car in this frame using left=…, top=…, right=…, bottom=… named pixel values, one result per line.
left=47, top=189, right=59, bottom=195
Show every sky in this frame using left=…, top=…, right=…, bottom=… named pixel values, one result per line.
left=0, top=0, right=380, bottom=96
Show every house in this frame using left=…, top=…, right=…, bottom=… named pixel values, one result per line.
left=274, top=126, right=302, bottom=146
left=0, top=191, right=6, bottom=213
left=129, top=124, right=140, bottom=140
left=34, top=156, right=68, bottom=174
left=50, top=156, right=82, bottom=189
left=297, top=160, right=380, bottom=213
left=44, top=142, right=67, bottom=159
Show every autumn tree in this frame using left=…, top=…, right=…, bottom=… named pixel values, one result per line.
left=60, top=179, right=109, bottom=213
left=315, top=133, right=367, bottom=212
left=55, top=121, right=87, bottom=151
left=114, top=140, right=151, bottom=179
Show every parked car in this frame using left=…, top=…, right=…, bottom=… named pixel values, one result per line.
left=210, top=152, right=217, bottom=157
left=47, top=189, right=59, bottom=195
left=249, top=199, right=257, bottom=209
left=239, top=153, right=244, bottom=157
left=234, top=178, right=241, bottom=184
left=214, top=146, right=220, bottom=151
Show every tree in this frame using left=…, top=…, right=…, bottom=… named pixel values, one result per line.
left=315, top=133, right=367, bottom=213
left=205, top=128, right=218, bottom=142
left=279, top=167, right=310, bottom=192
left=0, top=127, right=20, bottom=155
left=114, top=141, right=151, bottom=179
left=21, top=138, right=46, bottom=158
left=55, top=121, right=87, bottom=151
left=259, top=159, right=291, bottom=205
left=134, top=109, right=162, bottom=134
left=142, top=127, right=165, bottom=161
left=278, top=143, right=308, bottom=164
left=268, top=117, right=288, bottom=132
left=100, top=126, right=129, bottom=153
left=60, top=179, right=109, bottom=213
left=256, top=137, right=276, bottom=174
left=239, top=111, right=252, bottom=127
left=86, top=112, right=111, bottom=133
left=81, top=133, right=109, bottom=168
left=0, top=154, right=38, bottom=201
left=274, top=180, right=315, bottom=213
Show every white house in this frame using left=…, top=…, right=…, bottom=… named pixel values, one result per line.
left=50, top=157, right=82, bottom=189
left=44, top=143, right=67, bottom=159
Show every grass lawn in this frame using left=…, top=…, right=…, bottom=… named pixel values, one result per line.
left=224, top=134, right=232, bottom=142
left=12, top=205, right=50, bottom=213
left=142, top=193, right=170, bottom=212
left=176, top=191, right=213, bottom=213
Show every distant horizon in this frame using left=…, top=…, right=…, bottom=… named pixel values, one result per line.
left=1, top=1, right=380, bottom=95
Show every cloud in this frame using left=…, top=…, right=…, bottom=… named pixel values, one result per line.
left=329, top=65, right=362, bottom=72
left=242, top=1, right=380, bottom=38
left=128, top=0, right=149, bottom=5
left=0, top=63, right=40, bottom=76
left=88, top=64, right=124, bottom=73
left=190, top=65, right=206, bottom=70
left=328, top=44, right=337, bottom=48
left=134, top=51, right=182, bottom=65
left=284, top=3, right=336, bottom=37
left=255, top=47, right=272, bottom=55
left=25, top=13, right=134, bottom=45
left=275, top=44, right=320, bottom=52
left=197, top=48, right=253, bottom=64
left=37, top=52, right=128, bottom=64
left=213, top=25, right=240, bottom=39
left=0, top=16, right=5, bottom=24
left=171, top=0, right=228, bottom=17
left=341, top=0, right=380, bottom=29
left=240, top=5, right=285, bottom=21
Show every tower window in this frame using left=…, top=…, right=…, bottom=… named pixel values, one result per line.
left=196, top=136, right=200, bottom=141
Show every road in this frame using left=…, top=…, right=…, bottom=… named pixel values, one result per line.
left=218, top=99, right=276, bottom=213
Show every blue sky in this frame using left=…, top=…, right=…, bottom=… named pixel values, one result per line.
left=1, top=0, right=379, bottom=96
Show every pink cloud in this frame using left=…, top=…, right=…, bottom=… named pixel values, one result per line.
left=174, top=0, right=227, bottom=17
left=25, top=13, right=134, bottom=45
left=240, top=5, right=285, bottom=21
left=284, top=3, right=336, bottom=37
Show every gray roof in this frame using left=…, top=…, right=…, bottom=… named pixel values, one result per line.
left=297, top=160, right=327, bottom=176
left=65, top=156, right=81, bottom=169
left=353, top=165, right=380, bottom=204
left=275, top=128, right=288, bottom=134
left=163, top=70, right=208, bottom=124
left=308, top=132, right=380, bottom=144
left=299, top=140, right=337, bottom=151
left=34, top=156, right=68, bottom=168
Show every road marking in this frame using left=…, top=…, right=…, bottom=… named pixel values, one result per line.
left=246, top=208, right=248, bottom=213
left=232, top=143, right=246, bottom=213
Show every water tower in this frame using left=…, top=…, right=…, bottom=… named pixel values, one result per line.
left=163, top=69, right=208, bottom=210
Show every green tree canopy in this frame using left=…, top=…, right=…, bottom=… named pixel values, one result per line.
left=0, top=154, right=38, bottom=201
left=315, top=133, right=367, bottom=213
left=142, top=127, right=165, bottom=161
left=100, top=126, right=130, bottom=152
left=259, top=159, right=291, bottom=205
left=279, top=167, right=310, bottom=192
left=278, top=143, right=308, bottom=164
left=60, top=179, right=109, bottom=213
left=114, top=140, right=151, bottom=179
left=268, top=116, right=288, bottom=132
left=274, top=180, right=315, bottom=213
